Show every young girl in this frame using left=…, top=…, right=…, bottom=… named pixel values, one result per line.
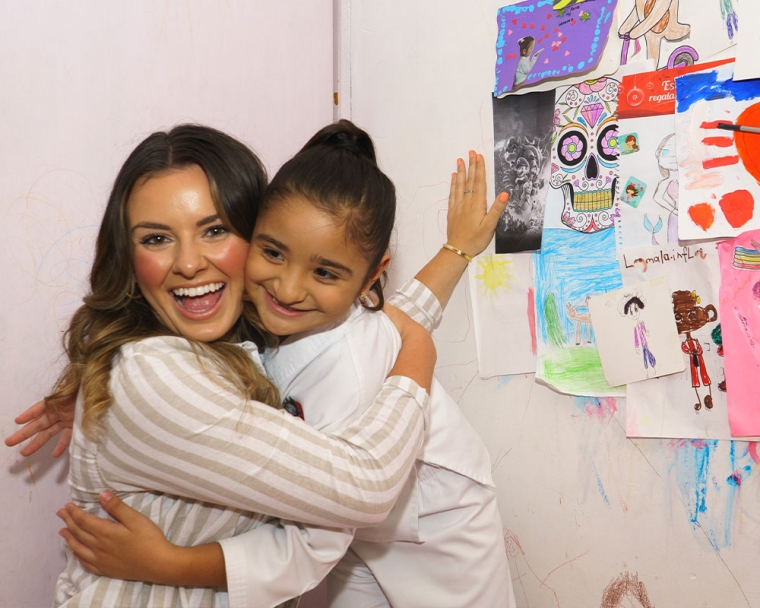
left=512, top=36, right=543, bottom=89
left=56, top=121, right=516, bottom=607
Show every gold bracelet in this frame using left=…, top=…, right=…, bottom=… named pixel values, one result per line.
left=442, top=243, right=473, bottom=262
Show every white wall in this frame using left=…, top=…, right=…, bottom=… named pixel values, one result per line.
left=345, top=1, right=760, bottom=606
left=0, top=3, right=332, bottom=606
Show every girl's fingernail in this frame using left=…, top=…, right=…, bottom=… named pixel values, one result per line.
left=469, top=150, right=475, bottom=158
left=100, top=491, right=114, bottom=504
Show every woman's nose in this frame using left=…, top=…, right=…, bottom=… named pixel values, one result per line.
left=173, top=241, right=208, bottom=277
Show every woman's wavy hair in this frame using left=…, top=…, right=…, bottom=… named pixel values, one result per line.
left=47, top=124, right=280, bottom=436
left=261, top=119, right=396, bottom=310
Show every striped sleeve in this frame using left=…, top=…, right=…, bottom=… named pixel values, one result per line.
left=98, top=337, right=429, bottom=528
left=387, top=278, right=443, bottom=332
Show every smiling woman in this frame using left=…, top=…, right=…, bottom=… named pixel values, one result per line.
left=129, top=165, right=249, bottom=342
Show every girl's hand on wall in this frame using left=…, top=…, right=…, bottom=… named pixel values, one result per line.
left=4, top=397, right=74, bottom=458
left=447, top=150, right=509, bottom=258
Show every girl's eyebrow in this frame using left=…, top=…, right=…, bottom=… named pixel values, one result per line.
left=313, top=256, right=353, bottom=276
left=131, top=214, right=221, bottom=233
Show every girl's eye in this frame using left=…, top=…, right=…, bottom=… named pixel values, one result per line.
left=262, top=248, right=284, bottom=261
left=314, top=268, right=338, bottom=282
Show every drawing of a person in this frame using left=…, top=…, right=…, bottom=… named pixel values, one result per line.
left=618, top=0, right=690, bottom=67
left=672, top=290, right=718, bottom=410
left=652, top=133, right=679, bottom=243
left=513, top=36, right=544, bottom=89
left=620, top=293, right=656, bottom=373
left=624, top=134, right=639, bottom=154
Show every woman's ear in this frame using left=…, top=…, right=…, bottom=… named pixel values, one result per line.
left=363, top=253, right=391, bottom=293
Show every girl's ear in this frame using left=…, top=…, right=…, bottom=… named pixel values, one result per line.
left=363, top=253, right=391, bottom=293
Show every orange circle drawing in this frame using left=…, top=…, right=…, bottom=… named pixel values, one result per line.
left=734, top=103, right=760, bottom=185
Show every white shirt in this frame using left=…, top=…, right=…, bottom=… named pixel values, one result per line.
left=221, top=279, right=494, bottom=606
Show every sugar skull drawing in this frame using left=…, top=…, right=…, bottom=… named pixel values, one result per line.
left=551, top=78, right=620, bottom=233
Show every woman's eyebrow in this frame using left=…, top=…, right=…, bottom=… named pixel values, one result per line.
left=131, top=214, right=221, bottom=233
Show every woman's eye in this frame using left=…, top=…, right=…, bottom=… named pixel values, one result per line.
left=140, top=234, right=168, bottom=246
left=206, top=224, right=230, bottom=238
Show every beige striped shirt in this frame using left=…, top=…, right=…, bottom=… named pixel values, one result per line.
left=55, top=325, right=429, bottom=606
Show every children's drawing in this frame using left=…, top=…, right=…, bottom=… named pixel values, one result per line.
left=616, top=0, right=735, bottom=71
left=588, top=276, right=684, bottom=387
left=566, top=297, right=592, bottom=344
left=470, top=253, right=537, bottom=377
left=534, top=228, right=624, bottom=396
left=674, top=63, right=760, bottom=239
left=619, top=177, right=646, bottom=208
left=494, top=0, right=620, bottom=96
left=622, top=291, right=657, bottom=372
left=615, top=59, right=732, bottom=248
left=620, top=133, right=640, bottom=155
left=619, top=243, right=732, bottom=438
left=493, top=90, right=555, bottom=253
left=720, top=0, right=738, bottom=42
left=600, top=571, right=654, bottom=608
left=617, top=0, right=690, bottom=67
left=673, top=289, right=718, bottom=411
left=718, top=228, right=760, bottom=436
left=550, top=77, right=620, bottom=233
left=642, top=214, right=663, bottom=244
left=710, top=323, right=726, bottom=392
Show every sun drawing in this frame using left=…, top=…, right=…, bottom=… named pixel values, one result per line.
left=475, top=254, right=515, bottom=297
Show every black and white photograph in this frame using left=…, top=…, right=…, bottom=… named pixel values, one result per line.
left=492, top=89, right=555, bottom=253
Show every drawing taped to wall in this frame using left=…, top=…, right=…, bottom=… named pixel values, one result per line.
left=619, top=243, right=733, bottom=438
left=617, top=0, right=691, bottom=67
left=614, top=59, right=733, bottom=249
left=718, top=228, right=760, bottom=436
left=469, top=253, right=537, bottom=377
left=534, top=227, right=625, bottom=396
left=494, top=0, right=620, bottom=96
left=674, top=62, right=760, bottom=239
left=588, top=276, right=684, bottom=387
left=550, top=77, right=620, bottom=233
left=493, top=90, right=555, bottom=253
left=616, top=0, right=736, bottom=71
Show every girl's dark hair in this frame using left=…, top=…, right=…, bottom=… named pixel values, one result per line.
left=624, top=296, right=645, bottom=315
left=262, top=119, right=395, bottom=310
left=518, top=36, right=535, bottom=55
left=47, top=124, right=280, bottom=435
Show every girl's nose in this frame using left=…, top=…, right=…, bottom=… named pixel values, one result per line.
left=274, top=271, right=306, bottom=304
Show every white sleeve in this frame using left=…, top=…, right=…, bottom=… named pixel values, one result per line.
left=387, top=278, right=443, bottom=332
left=98, top=337, right=428, bottom=528
left=220, top=522, right=354, bottom=608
